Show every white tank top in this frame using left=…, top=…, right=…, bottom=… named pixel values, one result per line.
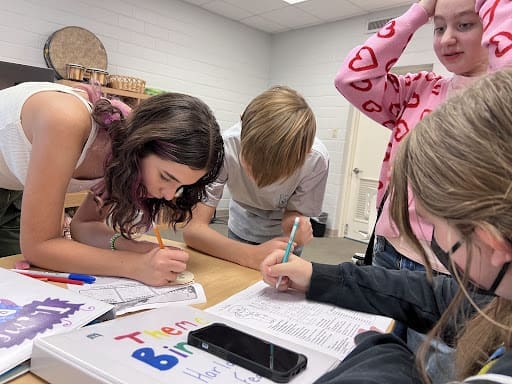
left=0, top=82, right=101, bottom=192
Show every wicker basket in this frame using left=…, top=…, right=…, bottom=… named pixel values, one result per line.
left=108, top=75, right=146, bottom=93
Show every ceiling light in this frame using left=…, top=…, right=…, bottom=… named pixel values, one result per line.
left=283, top=0, right=309, bottom=4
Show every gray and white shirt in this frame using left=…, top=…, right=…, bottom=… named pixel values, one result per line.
left=204, top=123, right=329, bottom=244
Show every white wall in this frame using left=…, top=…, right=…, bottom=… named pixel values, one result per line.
left=0, top=0, right=271, bottom=133
left=0, top=0, right=447, bottom=235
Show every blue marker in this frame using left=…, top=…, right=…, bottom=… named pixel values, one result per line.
left=275, top=217, right=300, bottom=289
left=10, top=269, right=96, bottom=284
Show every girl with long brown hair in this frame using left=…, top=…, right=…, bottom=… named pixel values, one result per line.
left=0, top=82, right=223, bottom=286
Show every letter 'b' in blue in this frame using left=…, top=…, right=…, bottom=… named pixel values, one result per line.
left=132, top=347, right=179, bottom=370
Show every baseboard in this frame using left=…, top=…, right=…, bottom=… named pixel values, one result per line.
left=325, top=228, right=339, bottom=238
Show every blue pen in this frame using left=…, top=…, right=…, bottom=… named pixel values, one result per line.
left=275, top=217, right=300, bottom=289
left=10, top=269, right=96, bottom=284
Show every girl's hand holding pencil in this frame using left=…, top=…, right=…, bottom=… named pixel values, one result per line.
left=139, top=245, right=189, bottom=287
left=275, top=217, right=300, bottom=288
left=261, top=249, right=313, bottom=293
left=131, top=222, right=189, bottom=287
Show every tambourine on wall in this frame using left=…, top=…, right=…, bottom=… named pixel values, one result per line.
left=43, top=26, right=108, bottom=84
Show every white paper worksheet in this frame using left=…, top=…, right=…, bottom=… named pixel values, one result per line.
left=207, top=281, right=393, bottom=360
left=69, top=276, right=206, bottom=315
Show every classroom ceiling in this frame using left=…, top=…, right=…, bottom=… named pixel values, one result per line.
left=181, top=0, right=415, bottom=34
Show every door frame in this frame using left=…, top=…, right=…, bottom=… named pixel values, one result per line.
left=337, top=106, right=359, bottom=238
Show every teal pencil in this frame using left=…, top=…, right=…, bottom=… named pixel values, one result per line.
left=275, top=217, right=300, bottom=289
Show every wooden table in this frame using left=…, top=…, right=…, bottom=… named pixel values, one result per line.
left=1, top=236, right=262, bottom=383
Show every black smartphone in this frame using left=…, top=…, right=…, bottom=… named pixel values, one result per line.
left=187, top=323, right=307, bottom=383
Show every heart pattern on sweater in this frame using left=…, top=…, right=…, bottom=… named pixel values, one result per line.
left=383, top=142, right=392, bottom=162
left=420, top=109, right=432, bottom=120
left=386, top=58, right=398, bottom=72
left=363, top=100, right=382, bottom=113
left=490, top=31, right=512, bottom=58
left=350, top=79, right=373, bottom=91
left=349, top=46, right=378, bottom=72
left=406, top=93, right=420, bottom=108
left=425, top=72, right=437, bottom=82
left=377, top=21, right=396, bottom=38
left=388, top=75, right=400, bottom=93
left=394, top=120, right=410, bottom=142
left=432, top=83, right=442, bottom=95
left=480, top=0, right=499, bottom=32
left=389, top=102, right=402, bottom=117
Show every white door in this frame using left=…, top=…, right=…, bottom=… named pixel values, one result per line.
left=339, top=65, right=433, bottom=242
left=342, top=109, right=390, bottom=243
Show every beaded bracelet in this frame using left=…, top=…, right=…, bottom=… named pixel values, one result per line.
left=110, top=233, right=122, bottom=251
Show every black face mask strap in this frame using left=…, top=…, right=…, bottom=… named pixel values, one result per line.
left=488, top=261, right=511, bottom=293
left=449, top=241, right=462, bottom=255
left=431, top=235, right=462, bottom=273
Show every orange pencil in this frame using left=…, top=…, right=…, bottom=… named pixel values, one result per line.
left=153, top=222, right=165, bottom=249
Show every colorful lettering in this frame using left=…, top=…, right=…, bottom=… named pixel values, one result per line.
left=132, top=347, right=179, bottom=370
left=0, top=298, right=82, bottom=348
left=114, top=331, right=144, bottom=344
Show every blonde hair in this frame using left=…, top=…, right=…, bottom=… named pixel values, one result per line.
left=240, top=86, right=316, bottom=187
left=390, top=69, right=512, bottom=382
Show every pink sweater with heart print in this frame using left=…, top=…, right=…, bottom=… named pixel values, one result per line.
left=334, top=4, right=473, bottom=272
left=335, top=1, right=512, bottom=271
left=476, top=0, right=512, bottom=71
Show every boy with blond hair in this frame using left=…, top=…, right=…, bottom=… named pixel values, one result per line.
left=183, top=86, right=329, bottom=269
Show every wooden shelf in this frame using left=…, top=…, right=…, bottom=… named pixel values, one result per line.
left=57, top=79, right=150, bottom=104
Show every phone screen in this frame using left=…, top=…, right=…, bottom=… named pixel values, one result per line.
left=188, top=323, right=307, bottom=381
